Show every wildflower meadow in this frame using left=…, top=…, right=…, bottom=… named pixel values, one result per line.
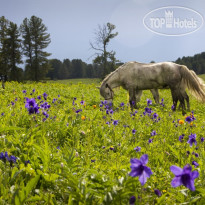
left=0, top=80, right=205, bottom=204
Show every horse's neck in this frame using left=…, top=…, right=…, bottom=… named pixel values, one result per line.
left=107, top=72, right=121, bottom=89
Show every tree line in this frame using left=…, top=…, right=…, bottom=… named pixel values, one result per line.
left=175, top=52, right=205, bottom=74
left=47, top=59, right=102, bottom=79
left=1, top=15, right=205, bottom=82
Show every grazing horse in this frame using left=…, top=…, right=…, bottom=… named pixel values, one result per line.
left=100, top=61, right=205, bottom=114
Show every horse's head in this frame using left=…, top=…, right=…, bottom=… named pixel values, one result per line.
left=100, top=83, right=114, bottom=104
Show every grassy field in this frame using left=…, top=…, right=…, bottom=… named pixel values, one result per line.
left=0, top=80, right=205, bottom=204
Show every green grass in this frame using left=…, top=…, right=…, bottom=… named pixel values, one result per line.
left=0, top=80, right=205, bottom=204
left=49, top=78, right=101, bottom=84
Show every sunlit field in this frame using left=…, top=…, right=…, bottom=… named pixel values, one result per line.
left=0, top=80, right=205, bottom=204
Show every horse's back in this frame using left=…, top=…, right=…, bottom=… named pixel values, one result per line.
left=118, top=61, right=181, bottom=89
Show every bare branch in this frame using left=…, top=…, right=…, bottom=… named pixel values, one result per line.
left=89, top=41, right=104, bottom=52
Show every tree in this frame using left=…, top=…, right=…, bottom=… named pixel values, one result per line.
left=21, top=16, right=51, bottom=81
left=71, top=59, right=84, bottom=78
left=6, top=22, right=23, bottom=81
left=47, top=59, right=62, bottom=80
left=0, top=16, right=9, bottom=76
left=90, top=22, right=118, bottom=78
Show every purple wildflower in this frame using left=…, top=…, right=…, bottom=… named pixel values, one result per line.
left=151, top=130, right=157, bottom=136
left=52, top=98, right=57, bottom=103
left=187, top=134, right=197, bottom=147
left=171, top=104, right=175, bottom=110
left=113, top=120, right=119, bottom=126
left=80, top=100, right=85, bottom=105
left=24, top=160, right=31, bottom=166
left=109, top=109, right=114, bottom=114
left=179, top=134, right=184, bottom=142
left=129, top=196, right=136, bottom=205
left=147, top=99, right=152, bottom=106
left=8, top=155, right=17, bottom=163
left=134, top=146, right=141, bottom=152
left=170, top=164, right=199, bottom=191
left=195, top=153, right=199, bottom=158
left=75, top=109, right=82, bottom=113
left=22, top=90, right=26, bottom=94
left=132, top=129, right=136, bottom=134
left=43, top=92, right=48, bottom=100
left=25, top=98, right=39, bottom=114
left=185, top=116, right=193, bottom=123
left=0, top=152, right=17, bottom=164
left=110, top=146, right=114, bottom=150
left=129, top=154, right=153, bottom=185
left=144, top=107, right=152, bottom=114
left=154, top=189, right=162, bottom=197
left=160, top=98, right=165, bottom=106
left=192, top=161, right=199, bottom=168
left=120, top=102, right=124, bottom=107
left=153, top=113, right=158, bottom=119
left=201, top=137, right=204, bottom=142
left=148, top=139, right=153, bottom=143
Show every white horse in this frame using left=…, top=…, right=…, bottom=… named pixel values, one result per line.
left=100, top=61, right=205, bottom=114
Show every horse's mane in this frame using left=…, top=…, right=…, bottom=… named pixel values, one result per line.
left=101, top=62, right=129, bottom=85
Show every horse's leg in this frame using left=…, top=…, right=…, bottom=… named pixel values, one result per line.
left=129, top=88, right=136, bottom=110
left=178, top=94, right=186, bottom=115
left=135, top=90, right=142, bottom=104
left=178, top=87, right=190, bottom=111
left=184, top=91, right=190, bottom=111
left=170, top=89, right=178, bottom=111
left=181, top=91, right=190, bottom=111
left=174, top=88, right=186, bottom=115
left=150, top=89, right=160, bottom=104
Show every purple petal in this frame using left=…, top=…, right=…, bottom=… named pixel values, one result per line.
left=129, top=170, right=140, bottom=177
left=130, top=158, right=141, bottom=167
left=140, top=154, right=148, bottom=165
left=185, top=179, right=195, bottom=191
left=191, top=170, right=199, bottom=179
left=139, top=171, right=148, bottom=185
left=171, top=176, right=182, bottom=187
left=144, top=166, right=153, bottom=177
left=183, top=164, right=192, bottom=173
left=170, top=165, right=183, bottom=176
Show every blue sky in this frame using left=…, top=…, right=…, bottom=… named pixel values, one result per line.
left=1, top=0, right=205, bottom=64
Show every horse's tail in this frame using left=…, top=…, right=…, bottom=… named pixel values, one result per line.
left=179, top=65, right=205, bottom=102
